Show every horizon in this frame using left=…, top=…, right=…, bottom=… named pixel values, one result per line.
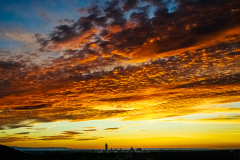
left=7, top=143, right=229, bottom=150
left=11, top=146, right=219, bottom=150
left=0, top=0, right=240, bottom=149
left=9, top=146, right=222, bottom=150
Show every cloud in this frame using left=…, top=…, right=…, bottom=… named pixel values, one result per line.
left=15, top=132, right=30, bottom=135
left=0, top=136, right=33, bottom=143
left=0, top=61, right=25, bottom=70
left=62, top=131, right=83, bottom=135
left=75, top=137, right=102, bottom=141
left=195, top=114, right=240, bottom=123
left=35, top=128, right=47, bottom=130
left=0, top=28, right=36, bottom=44
left=38, top=135, right=74, bottom=141
left=103, top=127, right=122, bottom=130
left=13, top=104, right=52, bottom=110
left=38, top=131, right=83, bottom=141
left=142, top=0, right=167, bottom=5
left=122, top=0, right=138, bottom=11
left=83, top=129, right=97, bottom=131
left=174, top=74, right=240, bottom=89
left=1, top=42, right=240, bottom=127
left=59, top=19, right=75, bottom=24
left=34, top=34, right=50, bottom=52
left=1, top=124, right=34, bottom=130
left=1, top=0, right=240, bottom=130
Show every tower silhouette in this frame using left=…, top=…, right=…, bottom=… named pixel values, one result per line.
left=105, top=143, right=108, bottom=153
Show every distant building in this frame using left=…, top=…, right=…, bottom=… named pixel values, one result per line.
left=105, top=143, right=108, bottom=153
left=129, top=147, right=134, bottom=158
left=130, top=147, right=134, bottom=153
left=136, top=148, right=142, bottom=153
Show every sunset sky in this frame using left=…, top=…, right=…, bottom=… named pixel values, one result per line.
left=0, top=0, right=240, bottom=149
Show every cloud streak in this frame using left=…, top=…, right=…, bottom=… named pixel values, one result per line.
left=15, top=132, right=30, bottom=135
left=0, top=136, right=33, bottom=143
left=38, top=131, right=83, bottom=141
left=103, top=127, right=122, bottom=130
left=83, top=129, right=97, bottom=131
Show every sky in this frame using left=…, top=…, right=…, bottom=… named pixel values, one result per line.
left=0, top=0, right=240, bottom=149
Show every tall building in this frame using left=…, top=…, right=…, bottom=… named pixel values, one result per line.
left=130, top=147, right=134, bottom=153
left=105, top=143, right=108, bottom=153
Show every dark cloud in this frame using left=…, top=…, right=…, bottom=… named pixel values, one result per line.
left=63, top=49, right=80, bottom=56
left=50, top=25, right=80, bottom=43
left=174, top=73, right=240, bottom=89
left=122, top=0, right=138, bottom=11
left=105, top=8, right=126, bottom=26
left=34, top=34, right=50, bottom=52
left=192, top=0, right=229, bottom=6
left=130, top=5, right=150, bottom=24
left=31, top=0, right=240, bottom=71
left=0, top=61, right=25, bottom=70
left=86, top=3, right=102, bottom=15
left=33, top=0, right=240, bottom=60
left=228, top=50, right=240, bottom=56
left=59, top=19, right=75, bottom=24
left=142, top=0, right=165, bottom=5
left=102, top=0, right=126, bottom=26
left=13, top=104, right=51, bottom=110
left=4, top=124, right=33, bottom=130
left=62, top=131, right=83, bottom=135
left=105, top=0, right=120, bottom=11
left=98, top=95, right=143, bottom=102
left=15, top=132, right=30, bottom=135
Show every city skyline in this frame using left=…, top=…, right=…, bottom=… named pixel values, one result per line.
left=0, top=0, right=240, bottom=149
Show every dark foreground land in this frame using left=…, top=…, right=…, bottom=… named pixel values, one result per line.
left=1, top=145, right=240, bottom=160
